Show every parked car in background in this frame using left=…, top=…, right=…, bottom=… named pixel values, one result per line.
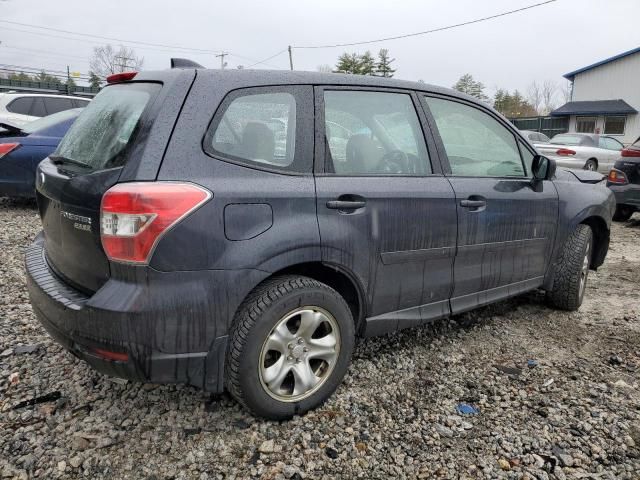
left=0, top=108, right=82, bottom=198
left=607, top=136, right=640, bottom=221
left=26, top=68, right=614, bottom=420
left=536, top=133, right=624, bottom=173
left=0, top=92, right=89, bottom=128
left=519, top=130, right=550, bottom=145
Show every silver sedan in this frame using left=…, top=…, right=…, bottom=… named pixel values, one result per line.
left=536, top=133, right=624, bottom=173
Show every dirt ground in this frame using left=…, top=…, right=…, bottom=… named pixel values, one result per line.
left=1, top=198, right=639, bottom=479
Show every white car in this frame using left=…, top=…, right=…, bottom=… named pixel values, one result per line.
left=0, top=93, right=90, bottom=128
left=536, top=133, right=624, bottom=173
left=519, top=129, right=551, bottom=145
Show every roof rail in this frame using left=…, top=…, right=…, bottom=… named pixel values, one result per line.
left=170, top=58, right=204, bottom=69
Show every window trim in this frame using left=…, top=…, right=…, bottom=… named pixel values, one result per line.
left=603, top=115, right=626, bottom=136
left=313, top=85, right=443, bottom=177
left=420, top=92, right=532, bottom=179
left=202, top=85, right=314, bottom=176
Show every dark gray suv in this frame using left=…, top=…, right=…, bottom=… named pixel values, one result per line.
left=26, top=65, right=615, bottom=419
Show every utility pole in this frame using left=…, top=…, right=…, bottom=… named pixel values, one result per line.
left=66, top=65, right=71, bottom=95
left=288, top=45, right=294, bottom=71
left=114, top=55, right=134, bottom=72
left=215, top=52, right=228, bottom=70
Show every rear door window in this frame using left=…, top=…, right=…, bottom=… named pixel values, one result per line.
left=6, top=97, right=34, bottom=115
left=53, top=83, right=160, bottom=171
left=44, top=97, right=75, bottom=115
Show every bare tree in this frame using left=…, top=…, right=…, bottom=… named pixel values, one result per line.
left=317, top=64, right=333, bottom=73
left=527, top=81, right=543, bottom=115
left=89, top=44, right=144, bottom=78
left=541, top=80, right=558, bottom=115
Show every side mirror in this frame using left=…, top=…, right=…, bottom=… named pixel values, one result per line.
left=531, top=155, right=556, bottom=181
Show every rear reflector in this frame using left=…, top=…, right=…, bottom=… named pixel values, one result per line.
left=621, top=148, right=640, bottom=157
left=100, top=182, right=211, bottom=264
left=556, top=148, right=576, bottom=156
left=92, top=348, right=129, bottom=362
left=106, top=71, right=138, bottom=84
left=608, top=168, right=629, bottom=185
left=0, top=143, right=20, bottom=158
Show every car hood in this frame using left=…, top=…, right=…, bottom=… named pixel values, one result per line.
left=557, top=167, right=605, bottom=184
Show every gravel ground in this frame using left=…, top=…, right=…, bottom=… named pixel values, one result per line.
left=1, top=197, right=639, bottom=480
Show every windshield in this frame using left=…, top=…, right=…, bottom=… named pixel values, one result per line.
left=53, top=83, right=160, bottom=170
left=550, top=134, right=587, bottom=146
left=23, top=108, right=82, bottom=134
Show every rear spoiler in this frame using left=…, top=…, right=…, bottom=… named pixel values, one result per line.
left=0, top=121, right=23, bottom=134
left=170, top=58, right=204, bottom=69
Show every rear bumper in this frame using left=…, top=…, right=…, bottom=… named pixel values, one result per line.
left=608, top=183, right=640, bottom=209
left=25, top=233, right=264, bottom=392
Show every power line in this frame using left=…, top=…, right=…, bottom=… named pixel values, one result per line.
left=0, top=63, right=90, bottom=77
left=293, top=0, right=558, bottom=49
left=1, top=44, right=89, bottom=62
left=246, top=49, right=288, bottom=69
left=0, top=19, right=224, bottom=54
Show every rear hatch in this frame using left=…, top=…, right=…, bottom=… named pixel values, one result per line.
left=36, top=81, right=162, bottom=293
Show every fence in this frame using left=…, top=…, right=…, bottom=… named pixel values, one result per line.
left=509, top=116, right=569, bottom=139
left=0, top=78, right=100, bottom=97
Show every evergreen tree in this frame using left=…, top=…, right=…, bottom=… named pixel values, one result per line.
left=493, top=88, right=537, bottom=118
left=375, top=49, right=396, bottom=77
left=88, top=71, right=103, bottom=89
left=452, top=73, right=489, bottom=103
left=359, top=51, right=376, bottom=76
left=334, top=53, right=362, bottom=74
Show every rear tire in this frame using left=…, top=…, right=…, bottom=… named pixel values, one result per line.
left=225, top=275, right=354, bottom=420
left=613, top=205, right=634, bottom=222
left=584, top=159, right=598, bottom=171
left=546, top=224, right=593, bottom=311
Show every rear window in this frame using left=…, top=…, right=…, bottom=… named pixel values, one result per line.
left=550, top=134, right=590, bottom=146
left=53, top=83, right=159, bottom=171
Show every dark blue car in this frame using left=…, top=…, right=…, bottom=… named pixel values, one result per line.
left=0, top=108, right=81, bottom=198
left=25, top=68, right=615, bottom=419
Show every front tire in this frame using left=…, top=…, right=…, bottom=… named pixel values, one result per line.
left=546, top=224, right=593, bottom=311
left=225, top=275, right=355, bottom=420
left=613, top=205, right=634, bottom=222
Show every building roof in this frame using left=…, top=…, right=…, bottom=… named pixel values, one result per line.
left=550, top=99, right=638, bottom=116
left=563, top=46, right=640, bottom=80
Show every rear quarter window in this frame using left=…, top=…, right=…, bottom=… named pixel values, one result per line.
left=203, top=86, right=312, bottom=174
left=6, top=97, right=34, bottom=115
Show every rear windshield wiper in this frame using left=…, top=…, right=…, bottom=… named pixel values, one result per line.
left=49, top=155, right=91, bottom=169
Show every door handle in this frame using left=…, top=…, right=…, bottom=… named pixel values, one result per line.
left=460, top=199, right=486, bottom=209
left=326, top=200, right=366, bottom=210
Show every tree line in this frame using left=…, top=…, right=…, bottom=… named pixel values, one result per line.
left=318, top=49, right=396, bottom=77
left=453, top=73, right=570, bottom=118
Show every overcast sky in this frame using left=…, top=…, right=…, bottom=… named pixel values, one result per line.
left=1, top=0, right=638, bottom=101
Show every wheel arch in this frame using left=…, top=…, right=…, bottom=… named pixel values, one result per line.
left=265, top=262, right=367, bottom=334
left=580, top=215, right=609, bottom=269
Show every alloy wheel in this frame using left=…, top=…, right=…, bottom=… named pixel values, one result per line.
left=259, top=307, right=340, bottom=402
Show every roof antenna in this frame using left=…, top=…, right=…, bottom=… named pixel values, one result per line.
left=171, top=58, right=204, bottom=69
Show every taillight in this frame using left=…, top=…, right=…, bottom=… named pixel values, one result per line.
left=556, top=148, right=576, bottom=156
left=608, top=168, right=629, bottom=185
left=106, top=71, right=137, bottom=84
left=0, top=143, right=20, bottom=158
left=621, top=148, right=640, bottom=157
left=100, top=182, right=211, bottom=264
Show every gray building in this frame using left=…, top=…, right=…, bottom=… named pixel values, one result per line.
left=552, top=46, right=640, bottom=145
